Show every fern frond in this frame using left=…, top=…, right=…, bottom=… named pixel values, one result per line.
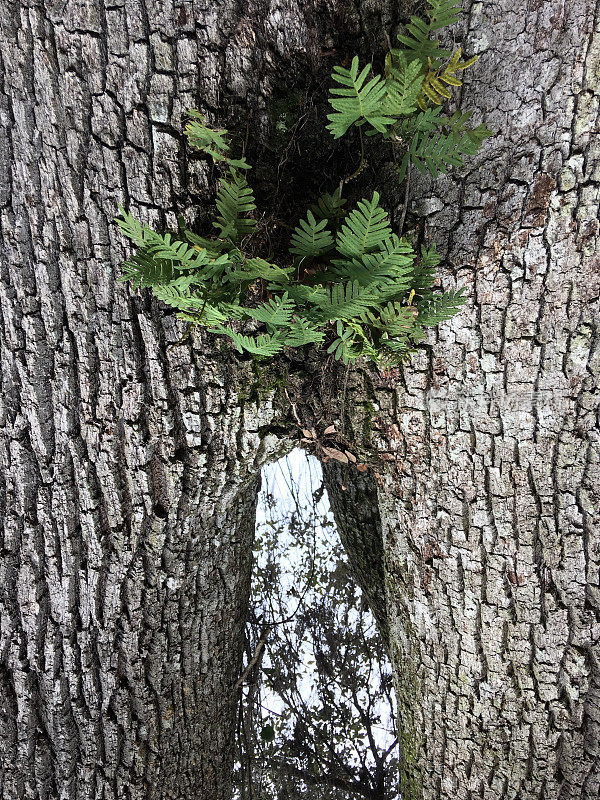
left=152, top=282, right=208, bottom=312
left=326, top=324, right=362, bottom=364
left=290, top=211, right=335, bottom=258
left=415, top=289, right=465, bottom=326
left=309, top=189, right=347, bottom=223
left=116, top=207, right=152, bottom=247
left=313, top=280, right=384, bottom=322
left=394, top=0, right=460, bottom=66
left=286, top=317, right=326, bottom=346
left=214, top=326, right=286, bottom=357
left=326, top=57, right=394, bottom=139
left=383, top=56, right=424, bottom=118
left=331, top=234, right=415, bottom=289
left=285, top=283, right=329, bottom=306
left=427, top=0, right=461, bottom=31
left=336, top=193, right=392, bottom=258
left=182, top=228, right=226, bottom=257
left=120, top=252, right=174, bottom=288
left=417, top=48, right=479, bottom=109
left=224, top=257, right=294, bottom=286
left=214, top=169, right=257, bottom=242
left=243, top=293, right=296, bottom=329
left=184, top=110, right=250, bottom=169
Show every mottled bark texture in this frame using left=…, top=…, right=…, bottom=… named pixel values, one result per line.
left=366, top=1, right=600, bottom=798
left=0, top=0, right=395, bottom=798
left=1, top=0, right=599, bottom=798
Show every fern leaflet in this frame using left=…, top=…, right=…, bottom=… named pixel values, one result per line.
left=290, top=211, right=335, bottom=258
left=336, top=193, right=392, bottom=258
left=326, top=57, right=394, bottom=139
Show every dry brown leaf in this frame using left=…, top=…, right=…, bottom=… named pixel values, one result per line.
left=321, top=447, right=348, bottom=464
left=356, top=463, right=368, bottom=472
left=344, top=450, right=357, bottom=463
left=323, top=424, right=337, bottom=436
left=301, top=429, right=314, bottom=439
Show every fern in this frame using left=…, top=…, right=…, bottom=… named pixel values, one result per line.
left=286, top=317, right=326, bottom=347
left=415, top=289, right=465, bottom=326
left=224, top=257, right=294, bottom=286
left=312, top=280, right=385, bottom=323
left=398, top=119, right=493, bottom=180
left=184, top=110, right=250, bottom=170
left=382, top=55, right=424, bottom=118
left=336, top=193, right=392, bottom=258
left=417, top=47, right=478, bottom=109
left=326, top=57, right=394, bottom=139
left=213, top=326, right=287, bottom=357
left=117, top=85, right=477, bottom=365
left=244, top=293, right=296, bottom=329
left=309, top=189, right=347, bottom=223
left=214, top=169, right=256, bottom=242
left=327, top=0, right=491, bottom=185
left=290, top=211, right=335, bottom=258
left=394, top=0, right=461, bottom=65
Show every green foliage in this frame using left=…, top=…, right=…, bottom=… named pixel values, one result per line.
left=117, top=111, right=468, bottom=365
left=214, top=168, right=257, bottom=241
left=326, top=56, right=395, bottom=139
left=327, top=0, right=493, bottom=182
left=290, top=211, right=335, bottom=259
left=184, top=109, right=250, bottom=170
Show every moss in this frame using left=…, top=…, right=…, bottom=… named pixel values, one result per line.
left=361, top=400, right=376, bottom=439
left=399, top=724, right=422, bottom=800
left=237, top=359, right=290, bottom=406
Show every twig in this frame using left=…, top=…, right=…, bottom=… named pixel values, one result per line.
left=168, top=323, right=195, bottom=350
left=234, top=628, right=269, bottom=692
left=284, top=387, right=302, bottom=428
left=344, top=125, right=365, bottom=184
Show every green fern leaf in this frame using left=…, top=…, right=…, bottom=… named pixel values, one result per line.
left=416, top=289, right=465, bottom=326
left=313, top=280, right=384, bottom=322
left=394, top=1, right=460, bottom=65
left=184, top=110, right=250, bottom=169
left=214, top=169, right=257, bottom=242
left=286, top=317, right=326, bottom=346
left=120, top=252, right=173, bottom=288
left=290, top=210, right=335, bottom=258
left=243, top=293, right=296, bottom=329
left=309, top=189, right=347, bottom=223
left=331, top=233, right=415, bottom=285
left=336, top=193, right=392, bottom=258
left=214, top=326, right=286, bottom=357
left=383, top=56, right=424, bottom=117
left=116, top=207, right=151, bottom=247
left=326, top=57, right=395, bottom=139
left=224, top=257, right=293, bottom=286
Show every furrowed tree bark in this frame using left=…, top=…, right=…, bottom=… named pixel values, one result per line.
left=362, top=1, right=600, bottom=797
left=0, top=0, right=395, bottom=798
left=2, top=0, right=599, bottom=799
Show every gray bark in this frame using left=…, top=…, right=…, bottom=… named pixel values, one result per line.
left=367, top=1, right=600, bottom=797
left=2, top=0, right=599, bottom=798
left=0, top=0, right=380, bottom=797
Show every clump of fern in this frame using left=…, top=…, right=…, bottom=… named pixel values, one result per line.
left=326, top=0, right=492, bottom=181
left=117, top=113, right=463, bottom=365
left=116, top=1, right=490, bottom=365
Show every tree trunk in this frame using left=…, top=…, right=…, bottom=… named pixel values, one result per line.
left=2, top=0, right=598, bottom=798
left=0, top=0, right=392, bottom=797
left=369, top=1, right=600, bottom=797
